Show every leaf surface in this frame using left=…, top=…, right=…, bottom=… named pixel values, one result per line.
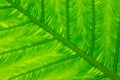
left=0, top=0, right=120, bottom=80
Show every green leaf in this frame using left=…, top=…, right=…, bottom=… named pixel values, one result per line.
left=0, top=0, right=120, bottom=80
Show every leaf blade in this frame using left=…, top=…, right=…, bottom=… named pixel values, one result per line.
left=6, top=0, right=120, bottom=79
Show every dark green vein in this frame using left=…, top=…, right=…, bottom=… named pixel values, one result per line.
left=8, top=54, right=79, bottom=80
left=100, top=10, right=120, bottom=80
left=7, top=0, right=120, bottom=80
left=41, top=0, right=45, bottom=23
left=0, top=38, right=55, bottom=56
left=93, top=75, right=107, bottom=80
left=89, top=0, right=95, bottom=56
left=113, top=20, right=120, bottom=73
left=15, top=0, right=20, bottom=5
left=0, top=21, right=32, bottom=32
left=66, top=0, right=70, bottom=40
left=0, top=6, right=13, bottom=10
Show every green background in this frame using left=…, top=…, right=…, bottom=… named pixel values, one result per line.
left=0, top=0, right=120, bottom=80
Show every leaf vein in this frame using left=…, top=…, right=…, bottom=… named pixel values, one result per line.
left=0, top=38, right=55, bottom=56
left=8, top=55, right=79, bottom=79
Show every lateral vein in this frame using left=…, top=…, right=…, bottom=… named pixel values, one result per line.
left=0, top=38, right=55, bottom=56
left=0, top=21, right=32, bottom=32
left=89, top=0, right=95, bottom=56
left=66, top=0, right=70, bottom=40
left=113, top=18, right=120, bottom=73
left=8, top=55, right=79, bottom=79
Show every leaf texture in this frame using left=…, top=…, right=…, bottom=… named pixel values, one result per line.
left=0, top=0, right=120, bottom=80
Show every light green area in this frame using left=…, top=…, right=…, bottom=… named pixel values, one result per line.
left=0, top=0, right=120, bottom=80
